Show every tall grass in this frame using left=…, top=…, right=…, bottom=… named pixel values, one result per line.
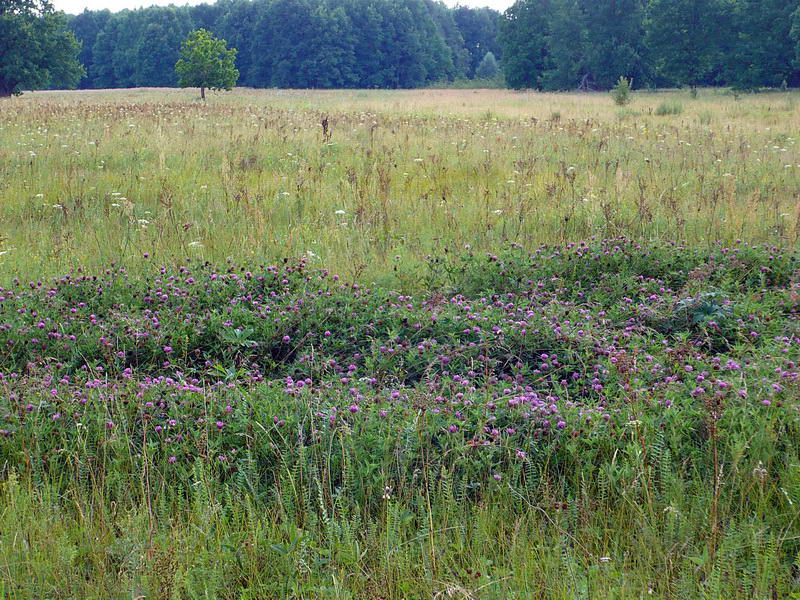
left=0, top=88, right=798, bottom=285
left=1, top=89, right=800, bottom=598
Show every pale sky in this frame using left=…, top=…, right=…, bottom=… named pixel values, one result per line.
left=53, top=0, right=513, bottom=15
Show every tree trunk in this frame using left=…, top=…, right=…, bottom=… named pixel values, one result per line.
left=200, top=86, right=205, bottom=100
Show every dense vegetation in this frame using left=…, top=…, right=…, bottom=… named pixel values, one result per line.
left=55, top=0, right=800, bottom=91
left=2, top=75, right=800, bottom=599
left=0, top=0, right=83, bottom=96
left=175, top=28, right=240, bottom=99
left=499, top=0, right=800, bottom=91
left=2, top=88, right=798, bottom=283
left=66, top=0, right=501, bottom=90
left=2, top=239, right=799, bottom=597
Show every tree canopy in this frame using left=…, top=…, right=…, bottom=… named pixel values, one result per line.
left=497, top=0, right=800, bottom=90
left=0, top=0, right=83, bottom=96
left=35, top=0, right=800, bottom=91
left=175, top=28, right=238, bottom=99
left=59, top=0, right=499, bottom=90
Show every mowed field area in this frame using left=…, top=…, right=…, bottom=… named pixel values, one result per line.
left=1, top=89, right=800, bottom=599
left=2, top=87, right=799, bottom=283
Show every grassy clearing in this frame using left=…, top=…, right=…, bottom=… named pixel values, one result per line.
left=1, top=87, right=798, bottom=285
left=1, top=89, right=799, bottom=598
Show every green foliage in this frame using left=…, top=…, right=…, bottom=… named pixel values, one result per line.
left=610, top=76, right=632, bottom=105
left=175, top=28, right=238, bottom=98
left=474, top=51, right=499, bottom=79
left=542, top=0, right=588, bottom=90
left=725, top=0, right=798, bottom=91
left=65, top=9, right=110, bottom=89
left=427, top=76, right=505, bottom=89
left=59, top=0, right=800, bottom=91
left=654, top=99, right=683, bottom=115
left=453, top=6, right=502, bottom=78
left=134, top=8, right=195, bottom=87
left=580, top=0, right=647, bottom=89
left=498, top=0, right=550, bottom=89
left=1, top=241, right=800, bottom=597
left=65, top=0, right=486, bottom=90
left=0, top=0, right=83, bottom=96
left=497, top=0, right=800, bottom=91
left=645, top=0, right=725, bottom=88
left=500, top=0, right=647, bottom=91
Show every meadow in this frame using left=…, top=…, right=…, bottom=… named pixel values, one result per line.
left=1, top=89, right=799, bottom=599
left=1, top=87, right=798, bottom=284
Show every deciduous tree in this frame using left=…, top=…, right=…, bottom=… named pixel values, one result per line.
left=175, top=28, right=238, bottom=99
left=0, top=0, right=83, bottom=96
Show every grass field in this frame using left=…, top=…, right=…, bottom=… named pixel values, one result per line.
left=2, top=87, right=798, bottom=284
left=1, top=89, right=800, bottom=599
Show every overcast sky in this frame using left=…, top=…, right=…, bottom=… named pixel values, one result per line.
left=53, top=0, right=512, bottom=15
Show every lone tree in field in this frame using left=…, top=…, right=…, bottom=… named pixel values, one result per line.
left=175, top=29, right=238, bottom=100
left=0, top=0, right=83, bottom=97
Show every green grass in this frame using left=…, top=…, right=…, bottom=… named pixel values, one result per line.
left=1, top=89, right=800, bottom=598
left=0, top=88, right=798, bottom=286
left=655, top=100, right=684, bottom=116
left=1, top=240, right=799, bottom=598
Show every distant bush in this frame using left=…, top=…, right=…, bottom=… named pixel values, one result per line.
left=655, top=100, right=684, bottom=116
left=610, top=76, right=632, bottom=105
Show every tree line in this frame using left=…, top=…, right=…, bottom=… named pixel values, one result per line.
left=499, top=0, right=800, bottom=91
left=67, top=0, right=501, bottom=90
left=5, top=0, right=800, bottom=94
